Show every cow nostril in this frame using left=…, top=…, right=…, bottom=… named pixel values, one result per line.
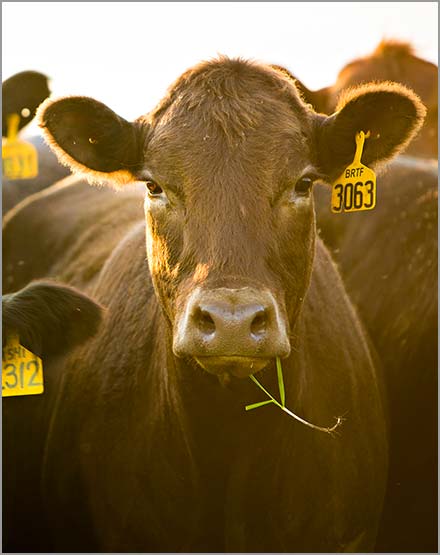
left=250, top=309, right=267, bottom=337
left=194, top=308, right=216, bottom=335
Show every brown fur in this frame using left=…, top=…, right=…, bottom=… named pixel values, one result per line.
left=38, top=96, right=141, bottom=187
left=300, top=41, right=438, bottom=552
left=288, top=40, right=437, bottom=158
left=317, top=81, right=425, bottom=176
left=3, top=175, right=145, bottom=293
left=373, top=39, right=416, bottom=58
left=295, top=40, right=438, bottom=554
left=314, top=157, right=438, bottom=552
left=2, top=135, right=70, bottom=215
left=2, top=278, right=103, bottom=553
left=3, top=56, right=424, bottom=552
left=2, top=280, right=103, bottom=357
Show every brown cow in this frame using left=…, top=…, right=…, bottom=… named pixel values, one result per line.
left=295, top=40, right=437, bottom=159
left=3, top=57, right=424, bottom=552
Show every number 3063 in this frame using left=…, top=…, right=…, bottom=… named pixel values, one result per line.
left=331, top=180, right=375, bottom=213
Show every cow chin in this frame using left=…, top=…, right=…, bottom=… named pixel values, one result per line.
left=194, top=356, right=271, bottom=379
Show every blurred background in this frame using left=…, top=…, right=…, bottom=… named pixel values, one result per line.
left=2, top=1, right=438, bottom=126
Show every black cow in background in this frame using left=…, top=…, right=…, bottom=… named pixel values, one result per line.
left=2, top=280, right=103, bottom=356
left=3, top=280, right=103, bottom=552
left=2, top=71, right=50, bottom=137
left=2, top=71, right=70, bottom=214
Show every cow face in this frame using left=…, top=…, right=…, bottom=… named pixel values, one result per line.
left=39, top=57, right=425, bottom=378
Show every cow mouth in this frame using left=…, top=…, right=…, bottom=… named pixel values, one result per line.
left=195, top=355, right=270, bottom=378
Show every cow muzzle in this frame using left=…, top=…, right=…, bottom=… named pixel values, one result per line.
left=173, top=287, right=290, bottom=378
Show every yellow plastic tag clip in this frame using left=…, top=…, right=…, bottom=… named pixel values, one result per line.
left=2, top=334, right=44, bottom=397
left=331, top=131, right=377, bottom=213
left=2, top=113, right=39, bottom=179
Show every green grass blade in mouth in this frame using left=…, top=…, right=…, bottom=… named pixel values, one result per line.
left=245, top=400, right=274, bottom=411
left=246, top=358, right=344, bottom=435
left=276, top=356, right=286, bottom=407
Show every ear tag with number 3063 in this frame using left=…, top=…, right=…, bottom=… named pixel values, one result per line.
left=331, top=131, right=376, bottom=213
left=2, top=334, right=44, bottom=397
left=2, top=113, right=39, bottom=180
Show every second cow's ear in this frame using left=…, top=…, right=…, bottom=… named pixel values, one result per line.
left=2, top=281, right=103, bottom=358
left=38, top=97, right=142, bottom=186
left=315, top=82, right=426, bottom=180
left=270, top=65, right=330, bottom=114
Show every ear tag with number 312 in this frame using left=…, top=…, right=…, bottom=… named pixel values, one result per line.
left=2, top=334, right=44, bottom=397
left=2, top=113, right=39, bottom=180
left=331, top=131, right=376, bottom=213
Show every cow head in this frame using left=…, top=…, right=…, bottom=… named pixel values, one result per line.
left=39, top=57, right=425, bottom=378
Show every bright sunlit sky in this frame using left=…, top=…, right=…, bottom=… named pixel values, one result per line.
left=2, top=2, right=438, bottom=128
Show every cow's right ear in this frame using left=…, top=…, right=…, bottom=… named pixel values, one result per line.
left=38, top=97, right=142, bottom=186
left=314, top=82, right=426, bottom=180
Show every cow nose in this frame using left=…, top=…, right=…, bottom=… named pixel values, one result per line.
left=194, top=304, right=269, bottom=339
left=173, top=288, right=290, bottom=375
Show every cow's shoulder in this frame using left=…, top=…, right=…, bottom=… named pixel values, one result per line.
left=3, top=176, right=145, bottom=292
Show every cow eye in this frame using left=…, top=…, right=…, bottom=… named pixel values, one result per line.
left=295, top=176, right=314, bottom=196
left=145, top=180, right=163, bottom=196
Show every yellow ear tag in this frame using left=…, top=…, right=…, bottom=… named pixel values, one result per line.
left=331, top=131, right=376, bottom=213
left=2, top=113, right=39, bottom=179
left=2, top=334, right=44, bottom=397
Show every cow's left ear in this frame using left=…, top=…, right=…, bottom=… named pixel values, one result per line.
left=315, top=82, right=426, bottom=180
left=2, top=281, right=103, bottom=358
left=38, top=96, right=142, bottom=187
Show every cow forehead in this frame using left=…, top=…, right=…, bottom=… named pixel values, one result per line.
left=148, top=58, right=307, bottom=144
left=142, top=58, right=312, bottom=187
